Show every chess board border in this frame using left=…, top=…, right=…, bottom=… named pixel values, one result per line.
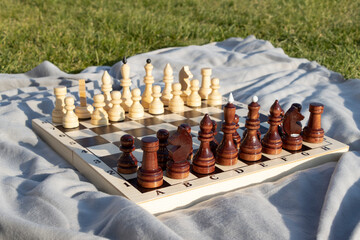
left=32, top=99, right=349, bottom=214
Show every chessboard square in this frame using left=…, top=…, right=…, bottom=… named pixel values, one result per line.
left=75, top=136, right=110, bottom=148
left=259, top=113, right=268, bottom=122
left=259, top=125, right=268, bottom=134
left=65, top=129, right=98, bottom=140
left=163, top=172, right=198, bottom=185
left=132, top=149, right=143, bottom=161
left=197, top=107, right=224, bottom=114
left=112, top=121, right=144, bottom=130
left=117, top=170, right=138, bottom=180
left=260, top=122, right=270, bottom=128
left=101, top=131, right=128, bottom=143
left=190, top=125, right=200, bottom=135
left=134, top=117, right=165, bottom=126
left=192, top=137, right=201, bottom=148
left=80, top=120, right=108, bottom=129
left=87, top=143, right=121, bottom=157
left=127, top=178, right=171, bottom=194
left=146, top=123, right=178, bottom=132
left=169, top=119, right=199, bottom=128
left=137, top=134, right=157, bottom=140
left=209, top=113, right=224, bottom=121
left=90, top=125, right=122, bottom=135
left=127, top=112, right=153, bottom=120
left=178, top=110, right=204, bottom=118
left=56, top=124, right=86, bottom=133
left=125, top=128, right=156, bottom=138
left=214, top=132, right=224, bottom=143
left=100, top=153, right=122, bottom=168
left=156, top=114, right=187, bottom=122
left=236, top=109, right=248, bottom=117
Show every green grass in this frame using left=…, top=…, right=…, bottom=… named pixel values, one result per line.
left=0, top=0, right=359, bottom=79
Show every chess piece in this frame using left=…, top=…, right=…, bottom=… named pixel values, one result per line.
left=141, top=59, right=154, bottom=109
left=137, top=137, right=163, bottom=188
left=52, top=86, right=67, bottom=123
left=179, top=66, right=193, bottom=103
left=193, top=114, right=215, bottom=174
left=233, top=114, right=241, bottom=150
left=108, top=91, right=125, bottom=122
left=180, top=123, right=193, bottom=160
left=91, top=94, right=109, bottom=126
left=62, top=96, right=79, bottom=129
left=262, top=100, right=283, bottom=155
left=161, top=63, right=174, bottom=106
left=216, top=93, right=238, bottom=165
left=239, top=96, right=262, bottom=161
left=282, top=103, right=305, bottom=151
left=169, top=83, right=184, bottom=113
left=75, top=79, right=93, bottom=119
left=157, top=129, right=171, bottom=170
left=210, top=120, right=219, bottom=158
left=117, top=135, right=138, bottom=174
left=120, top=57, right=133, bottom=112
left=207, top=78, right=222, bottom=106
left=129, top=88, right=144, bottom=118
left=187, top=79, right=201, bottom=107
left=149, top=85, right=164, bottom=115
left=199, top=68, right=212, bottom=100
left=166, top=125, right=192, bottom=179
left=101, top=71, right=113, bottom=112
left=303, top=103, right=324, bottom=143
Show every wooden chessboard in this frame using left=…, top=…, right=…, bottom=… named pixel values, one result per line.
left=32, top=98, right=349, bottom=214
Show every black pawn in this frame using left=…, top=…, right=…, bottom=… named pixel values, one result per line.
left=157, top=129, right=171, bottom=170
left=117, top=135, right=138, bottom=174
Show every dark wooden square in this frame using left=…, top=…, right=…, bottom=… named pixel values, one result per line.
left=75, top=136, right=109, bottom=148
left=134, top=117, right=165, bottom=126
left=178, top=110, right=204, bottom=118
left=125, top=128, right=156, bottom=138
left=169, top=119, right=199, bottom=128
left=56, top=124, right=86, bottom=132
left=90, top=125, right=122, bottom=135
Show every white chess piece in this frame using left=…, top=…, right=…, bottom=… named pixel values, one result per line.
left=169, top=83, right=184, bottom=113
left=149, top=85, right=164, bottom=115
left=199, top=68, right=212, bottom=100
left=187, top=79, right=201, bottom=107
left=207, top=78, right=222, bottom=106
left=75, top=79, right=93, bottom=119
left=91, top=94, right=109, bottom=126
left=62, top=96, right=79, bottom=129
left=120, top=57, right=133, bottom=112
left=179, top=66, right=192, bottom=103
left=108, top=91, right=125, bottom=122
left=141, top=59, right=154, bottom=109
left=161, top=63, right=173, bottom=106
left=101, top=71, right=113, bottom=112
left=129, top=88, right=145, bottom=118
left=52, top=86, right=67, bottom=123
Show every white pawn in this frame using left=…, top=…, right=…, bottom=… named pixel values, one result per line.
left=149, top=85, right=164, bottom=115
left=207, top=78, right=222, bottom=106
left=108, top=91, right=125, bottom=122
left=62, top=96, right=79, bottom=129
left=187, top=79, right=201, bottom=107
left=91, top=94, right=109, bottom=126
left=101, top=71, right=113, bottom=112
left=169, top=83, right=184, bottom=113
left=161, top=63, right=173, bottom=106
left=129, top=88, right=144, bottom=118
left=52, top=86, right=67, bottom=123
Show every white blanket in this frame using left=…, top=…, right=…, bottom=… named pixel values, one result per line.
left=0, top=36, right=359, bottom=240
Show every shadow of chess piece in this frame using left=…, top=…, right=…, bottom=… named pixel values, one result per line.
left=303, top=103, right=324, bottom=143
left=137, top=137, right=163, bottom=188
left=216, top=93, right=238, bottom=165
left=117, top=135, right=138, bottom=174
left=282, top=103, right=305, bottom=151
left=210, top=120, right=219, bottom=158
left=262, top=100, right=284, bottom=155
left=157, top=129, right=171, bottom=170
left=166, top=125, right=192, bottom=179
left=239, top=96, right=262, bottom=161
left=193, top=114, right=215, bottom=174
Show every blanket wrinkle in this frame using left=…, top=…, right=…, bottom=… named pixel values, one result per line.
left=0, top=36, right=358, bottom=239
